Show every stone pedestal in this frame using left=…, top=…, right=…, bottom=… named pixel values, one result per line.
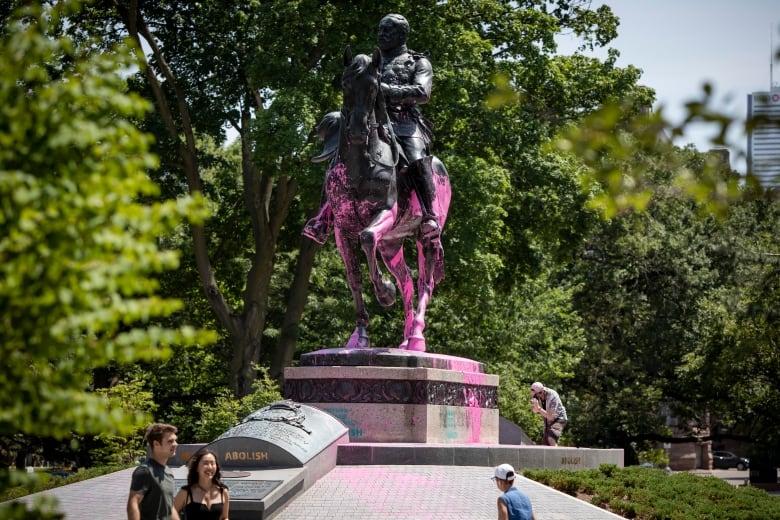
left=284, top=348, right=499, bottom=444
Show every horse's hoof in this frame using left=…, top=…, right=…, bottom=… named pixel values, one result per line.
left=345, top=329, right=370, bottom=349
left=376, top=279, right=396, bottom=307
left=406, top=336, right=426, bottom=352
left=398, top=339, right=409, bottom=350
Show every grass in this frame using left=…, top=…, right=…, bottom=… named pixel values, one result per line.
left=523, top=464, right=780, bottom=520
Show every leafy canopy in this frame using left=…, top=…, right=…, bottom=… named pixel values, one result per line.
left=1, top=1, right=214, bottom=515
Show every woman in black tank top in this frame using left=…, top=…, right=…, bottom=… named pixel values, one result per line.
left=173, top=449, right=230, bottom=520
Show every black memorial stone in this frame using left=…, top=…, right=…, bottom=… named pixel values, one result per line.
left=205, top=400, right=348, bottom=469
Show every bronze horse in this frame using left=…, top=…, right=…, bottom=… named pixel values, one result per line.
left=315, top=47, right=451, bottom=351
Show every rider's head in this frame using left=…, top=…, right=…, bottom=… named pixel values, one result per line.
left=378, top=14, right=409, bottom=52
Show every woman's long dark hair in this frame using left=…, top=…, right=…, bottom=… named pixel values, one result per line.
left=186, top=448, right=226, bottom=491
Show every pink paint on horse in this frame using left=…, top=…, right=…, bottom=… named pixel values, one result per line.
left=318, top=48, right=451, bottom=352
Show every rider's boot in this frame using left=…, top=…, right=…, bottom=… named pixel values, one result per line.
left=412, top=156, right=445, bottom=281
left=302, top=202, right=334, bottom=245
left=412, top=156, right=440, bottom=238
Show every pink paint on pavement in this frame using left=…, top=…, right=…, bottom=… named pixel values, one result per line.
left=328, top=467, right=449, bottom=518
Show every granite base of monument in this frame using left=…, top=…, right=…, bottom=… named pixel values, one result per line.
left=336, top=442, right=625, bottom=469
left=284, top=348, right=499, bottom=444
left=173, top=401, right=348, bottom=520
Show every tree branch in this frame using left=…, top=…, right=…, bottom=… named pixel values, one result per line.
left=111, top=0, right=236, bottom=335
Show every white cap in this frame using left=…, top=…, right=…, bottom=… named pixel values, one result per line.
left=530, top=382, right=544, bottom=394
left=493, top=463, right=516, bottom=481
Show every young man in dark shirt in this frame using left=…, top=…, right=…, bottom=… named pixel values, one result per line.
left=127, top=423, right=180, bottom=520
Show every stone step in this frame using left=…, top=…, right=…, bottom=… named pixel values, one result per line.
left=337, top=442, right=624, bottom=470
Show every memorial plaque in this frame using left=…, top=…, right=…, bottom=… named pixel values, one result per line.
left=206, top=400, right=348, bottom=469
left=175, top=478, right=282, bottom=500
left=223, top=479, right=282, bottom=500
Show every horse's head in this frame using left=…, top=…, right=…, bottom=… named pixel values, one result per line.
left=341, top=46, right=383, bottom=146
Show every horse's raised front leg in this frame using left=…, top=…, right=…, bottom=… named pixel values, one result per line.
left=359, top=207, right=398, bottom=307
left=377, top=237, right=416, bottom=350
left=334, top=228, right=370, bottom=349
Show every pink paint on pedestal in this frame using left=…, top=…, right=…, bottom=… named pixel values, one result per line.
left=465, top=405, right=484, bottom=443
left=286, top=356, right=500, bottom=444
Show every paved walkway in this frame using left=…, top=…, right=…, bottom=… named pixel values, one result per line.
left=273, top=465, right=622, bottom=520
left=10, top=465, right=623, bottom=520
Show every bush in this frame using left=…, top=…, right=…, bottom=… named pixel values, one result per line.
left=190, top=368, right=283, bottom=442
left=636, top=447, right=669, bottom=469
left=523, top=466, right=780, bottom=519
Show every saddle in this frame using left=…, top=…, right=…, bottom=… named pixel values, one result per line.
left=311, top=111, right=401, bottom=169
left=311, top=111, right=341, bottom=164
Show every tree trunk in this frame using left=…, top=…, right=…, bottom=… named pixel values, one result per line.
left=271, top=236, right=321, bottom=384
left=113, top=4, right=299, bottom=398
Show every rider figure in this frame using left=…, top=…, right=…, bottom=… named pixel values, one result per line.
left=303, top=13, right=441, bottom=244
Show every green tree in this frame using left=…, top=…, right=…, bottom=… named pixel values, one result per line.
left=290, top=1, right=645, bottom=354
left=676, top=188, right=780, bottom=463
left=63, top=1, right=640, bottom=399
left=70, top=0, right=365, bottom=395
left=0, top=1, right=214, bottom=516
left=546, top=18, right=780, bottom=463
left=559, top=136, right=772, bottom=461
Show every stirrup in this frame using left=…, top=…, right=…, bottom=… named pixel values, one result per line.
left=421, top=218, right=440, bottom=238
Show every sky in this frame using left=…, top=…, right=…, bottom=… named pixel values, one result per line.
left=555, top=0, right=780, bottom=173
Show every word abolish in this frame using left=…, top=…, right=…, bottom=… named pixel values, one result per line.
left=224, top=451, right=269, bottom=462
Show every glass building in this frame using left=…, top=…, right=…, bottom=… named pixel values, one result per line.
left=747, top=88, right=780, bottom=187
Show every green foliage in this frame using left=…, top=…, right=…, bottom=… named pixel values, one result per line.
left=636, top=447, right=670, bottom=468
left=1, top=0, right=213, bottom=438
left=541, top=30, right=780, bottom=458
left=557, top=140, right=764, bottom=455
left=0, top=500, right=63, bottom=520
left=88, top=380, right=157, bottom=466
left=524, top=466, right=780, bottom=519
left=553, top=134, right=780, bottom=460
left=189, top=368, right=284, bottom=442
left=0, top=1, right=215, bottom=517
left=675, top=193, right=780, bottom=457
left=554, top=92, right=742, bottom=219
left=470, top=274, right=585, bottom=442
left=25, top=0, right=777, bottom=472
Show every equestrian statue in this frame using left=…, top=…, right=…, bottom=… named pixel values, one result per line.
left=303, top=14, right=450, bottom=352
